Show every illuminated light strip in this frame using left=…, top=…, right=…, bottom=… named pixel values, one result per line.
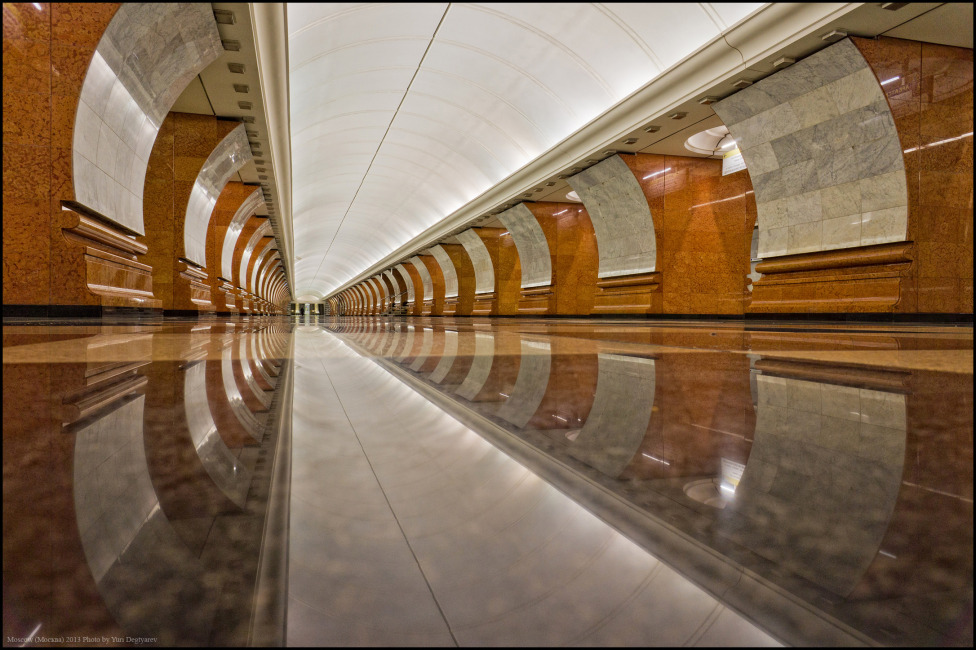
left=880, top=75, right=900, bottom=85
left=642, top=167, right=671, bottom=180
left=903, top=131, right=972, bottom=154
left=690, top=190, right=754, bottom=210
left=642, top=452, right=670, bottom=465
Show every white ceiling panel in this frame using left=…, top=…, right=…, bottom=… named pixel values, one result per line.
left=289, top=2, right=764, bottom=298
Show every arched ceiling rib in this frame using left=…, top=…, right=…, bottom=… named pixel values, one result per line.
left=288, top=3, right=763, bottom=298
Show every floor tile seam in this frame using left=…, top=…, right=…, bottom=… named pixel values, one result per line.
left=683, top=601, right=726, bottom=647
left=562, top=560, right=667, bottom=646
left=442, top=527, right=627, bottom=633
left=315, top=338, right=461, bottom=647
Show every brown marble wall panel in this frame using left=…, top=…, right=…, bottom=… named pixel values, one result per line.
left=419, top=255, right=446, bottom=315
left=519, top=202, right=600, bottom=315
left=529, top=347, right=600, bottom=430
left=620, top=352, right=754, bottom=481
left=231, top=216, right=267, bottom=309
left=398, top=262, right=425, bottom=315
left=619, top=153, right=755, bottom=315
left=205, top=182, right=256, bottom=312
left=849, top=370, right=973, bottom=604
left=370, top=277, right=387, bottom=314
left=441, top=244, right=475, bottom=316
left=140, top=112, right=237, bottom=311
left=380, top=273, right=397, bottom=309
left=2, top=359, right=125, bottom=638
left=474, top=228, right=521, bottom=316
left=3, top=3, right=123, bottom=306
left=835, top=36, right=972, bottom=314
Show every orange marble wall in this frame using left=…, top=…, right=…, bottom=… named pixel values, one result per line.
left=441, top=244, right=475, bottom=315
left=419, top=255, right=446, bottom=315
left=620, top=153, right=757, bottom=315
left=380, top=274, right=397, bottom=309
left=205, top=181, right=256, bottom=310
left=853, top=36, right=973, bottom=314
left=244, top=237, right=273, bottom=296
left=400, top=263, right=426, bottom=315
left=474, top=228, right=521, bottom=315
left=522, top=202, right=599, bottom=315
left=141, top=112, right=238, bottom=310
left=3, top=3, right=121, bottom=306
left=232, top=216, right=267, bottom=311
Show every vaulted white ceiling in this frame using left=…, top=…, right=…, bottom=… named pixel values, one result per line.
left=288, top=3, right=763, bottom=300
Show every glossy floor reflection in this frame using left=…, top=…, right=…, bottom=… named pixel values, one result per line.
left=3, top=316, right=972, bottom=646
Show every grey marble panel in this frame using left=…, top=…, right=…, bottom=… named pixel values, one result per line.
left=221, top=188, right=264, bottom=280
left=395, top=264, right=416, bottom=302
left=409, top=328, right=434, bottom=371
left=73, top=397, right=156, bottom=583
left=239, top=222, right=271, bottom=291
left=455, top=333, right=494, bottom=401
left=183, top=362, right=250, bottom=509
left=567, top=354, right=655, bottom=478
left=250, top=241, right=275, bottom=300
left=73, top=3, right=221, bottom=234
left=410, top=256, right=434, bottom=301
left=715, top=38, right=908, bottom=258
left=184, top=124, right=254, bottom=267
left=383, top=270, right=400, bottom=301
left=429, top=330, right=458, bottom=384
left=394, top=327, right=415, bottom=362
left=728, top=374, right=905, bottom=596
left=428, top=246, right=458, bottom=298
left=498, top=204, right=552, bottom=288
left=497, top=340, right=551, bottom=429
left=457, top=230, right=494, bottom=294
left=222, top=345, right=264, bottom=438
left=568, top=156, right=656, bottom=278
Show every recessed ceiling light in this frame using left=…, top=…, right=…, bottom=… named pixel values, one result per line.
left=622, top=138, right=639, bottom=145
left=238, top=101, right=252, bottom=110
left=698, top=96, right=720, bottom=105
left=821, top=29, right=847, bottom=41
left=772, top=57, right=795, bottom=69
left=732, top=79, right=753, bottom=89
left=242, top=116, right=255, bottom=124
left=545, top=181, right=555, bottom=186
left=228, top=62, right=245, bottom=74
left=221, top=40, right=241, bottom=51
left=234, top=84, right=250, bottom=93
left=644, top=125, right=661, bottom=133
left=669, top=112, right=687, bottom=120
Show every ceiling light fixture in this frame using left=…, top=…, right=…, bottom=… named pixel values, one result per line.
left=772, top=56, right=795, bottom=68
left=644, top=125, right=661, bottom=133
left=732, top=79, right=753, bottom=89
left=698, top=96, right=720, bottom=105
left=669, top=112, right=687, bottom=120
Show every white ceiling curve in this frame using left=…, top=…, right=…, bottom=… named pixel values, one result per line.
left=288, top=2, right=764, bottom=299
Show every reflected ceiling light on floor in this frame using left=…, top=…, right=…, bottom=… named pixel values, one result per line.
left=554, top=209, right=568, bottom=215
left=881, top=75, right=901, bottom=85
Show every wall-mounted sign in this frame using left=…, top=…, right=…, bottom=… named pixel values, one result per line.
left=722, top=147, right=746, bottom=176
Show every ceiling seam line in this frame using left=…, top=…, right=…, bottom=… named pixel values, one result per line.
left=312, top=2, right=454, bottom=284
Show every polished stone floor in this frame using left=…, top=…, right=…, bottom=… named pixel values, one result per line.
left=3, top=316, right=972, bottom=646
